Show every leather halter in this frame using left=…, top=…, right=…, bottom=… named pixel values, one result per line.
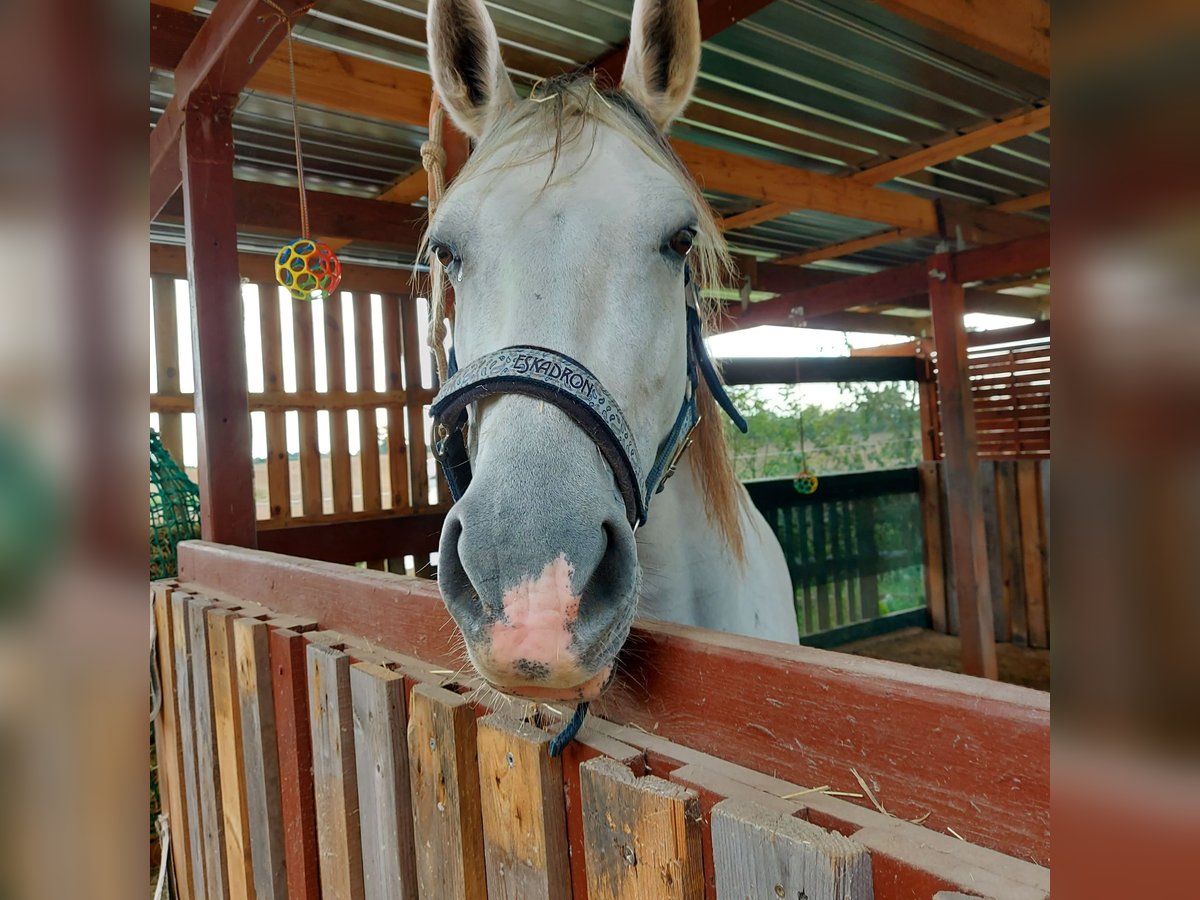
left=429, top=273, right=748, bottom=529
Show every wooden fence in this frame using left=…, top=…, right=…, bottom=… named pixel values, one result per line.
left=152, top=542, right=1050, bottom=900
left=920, top=459, right=1051, bottom=647
left=745, top=470, right=926, bottom=644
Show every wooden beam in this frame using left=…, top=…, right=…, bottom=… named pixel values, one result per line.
left=927, top=255, right=998, bottom=679
left=870, top=0, right=1050, bottom=78
left=158, top=178, right=426, bottom=248
left=377, top=169, right=430, bottom=205
left=149, top=0, right=311, bottom=218
left=182, top=94, right=256, bottom=547
left=776, top=227, right=923, bottom=266
left=993, top=190, right=1051, bottom=214
left=719, top=356, right=924, bottom=384
left=255, top=512, right=446, bottom=565
left=954, top=233, right=1050, bottom=283
left=176, top=541, right=1051, bottom=862
left=852, top=107, right=1051, bottom=186
left=676, top=141, right=938, bottom=232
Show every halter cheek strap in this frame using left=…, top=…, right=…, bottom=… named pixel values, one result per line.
left=430, top=288, right=747, bottom=530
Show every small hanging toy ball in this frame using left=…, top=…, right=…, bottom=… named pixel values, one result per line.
left=793, top=471, right=819, bottom=495
left=274, top=238, right=342, bottom=301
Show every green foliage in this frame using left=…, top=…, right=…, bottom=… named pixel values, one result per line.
left=724, top=381, right=922, bottom=481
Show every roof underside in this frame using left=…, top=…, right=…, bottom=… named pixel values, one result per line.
left=149, top=0, right=1050, bottom=326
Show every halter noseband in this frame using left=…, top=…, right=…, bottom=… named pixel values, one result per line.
left=429, top=274, right=748, bottom=529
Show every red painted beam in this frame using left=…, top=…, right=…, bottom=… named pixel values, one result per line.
left=955, top=232, right=1050, bottom=284
left=149, top=0, right=310, bottom=219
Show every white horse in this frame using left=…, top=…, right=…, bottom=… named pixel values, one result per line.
left=424, top=0, right=797, bottom=703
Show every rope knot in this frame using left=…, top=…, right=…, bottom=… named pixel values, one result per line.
left=420, top=141, right=448, bottom=173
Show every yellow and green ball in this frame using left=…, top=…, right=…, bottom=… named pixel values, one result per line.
left=793, top=471, right=819, bottom=495
left=274, top=238, right=342, bottom=300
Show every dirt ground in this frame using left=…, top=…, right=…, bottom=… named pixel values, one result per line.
left=836, top=627, right=1050, bottom=691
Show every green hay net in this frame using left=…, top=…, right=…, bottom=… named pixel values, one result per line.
left=150, top=429, right=200, bottom=579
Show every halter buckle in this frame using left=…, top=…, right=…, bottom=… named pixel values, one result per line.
left=656, top=415, right=701, bottom=494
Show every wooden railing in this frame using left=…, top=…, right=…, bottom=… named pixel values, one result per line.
left=745, top=469, right=926, bottom=644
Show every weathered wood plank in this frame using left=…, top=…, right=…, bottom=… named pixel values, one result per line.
left=155, top=584, right=196, bottom=900
left=406, top=683, right=487, bottom=900
left=352, top=293, right=382, bottom=512
left=995, top=461, right=1028, bottom=646
left=381, top=294, right=410, bottom=511
left=292, top=299, right=323, bottom=516
left=233, top=618, right=287, bottom=900
left=918, top=462, right=948, bottom=633
left=710, top=798, right=873, bottom=900
left=1017, top=461, right=1049, bottom=648
left=306, top=643, right=366, bottom=900
left=979, top=460, right=1009, bottom=641
left=324, top=296, right=354, bottom=514
left=186, top=595, right=230, bottom=899
left=580, top=756, right=704, bottom=900
left=153, top=275, right=185, bottom=466
left=476, top=715, right=572, bottom=900
left=171, top=591, right=208, bottom=900
left=206, top=608, right=256, bottom=899
left=268, top=629, right=322, bottom=900
left=349, top=662, right=419, bottom=900
left=399, top=296, right=430, bottom=509
left=257, top=283, right=290, bottom=521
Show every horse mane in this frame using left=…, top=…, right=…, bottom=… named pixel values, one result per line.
left=424, top=74, right=747, bottom=561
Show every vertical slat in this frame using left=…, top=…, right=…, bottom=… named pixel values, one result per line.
left=400, top=297, right=430, bottom=509
left=996, top=462, right=1029, bottom=646
left=155, top=585, right=195, bottom=900
left=349, top=663, right=419, bottom=900
left=269, top=629, right=322, bottom=900
left=476, top=715, right=572, bottom=900
left=407, top=683, right=487, bottom=900
left=1017, top=461, right=1049, bottom=648
left=841, top=500, right=859, bottom=623
left=353, top=293, right=382, bottom=512
left=580, top=757, right=704, bottom=900
left=324, top=297, right=354, bottom=513
left=292, top=300, right=323, bottom=516
left=918, top=462, right=947, bottom=634
left=827, top=501, right=843, bottom=626
left=796, top=505, right=814, bottom=635
left=234, top=618, right=288, bottom=900
left=978, top=460, right=1009, bottom=641
left=710, top=798, right=873, bottom=900
left=938, top=463, right=960, bottom=636
left=207, top=609, right=256, bottom=900
left=153, top=275, right=186, bottom=465
left=381, top=294, right=410, bottom=512
left=171, top=592, right=208, bottom=900
left=186, top=596, right=230, bottom=900
left=257, top=284, right=290, bottom=521
left=812, top=504, right=831, bottom=631
left=855, top=498, right=880, bottom=619
left=307, top=643, right=366, bottom=900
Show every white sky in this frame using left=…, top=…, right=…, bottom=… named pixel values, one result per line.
left=151, top=280, right=1030, bottom=467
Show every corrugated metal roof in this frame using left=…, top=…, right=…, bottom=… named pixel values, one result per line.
left=152, top=0, right=1050, bottom=291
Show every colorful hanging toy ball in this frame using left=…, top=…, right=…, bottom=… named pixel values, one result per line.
left=274, top=238, right=342, bottom=301
left=793, top=471, right=819, bottom=495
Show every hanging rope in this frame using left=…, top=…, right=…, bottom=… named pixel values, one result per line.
left=422, top=103, right=452, bottom=383
left=548, top=702, right=589, bottom=757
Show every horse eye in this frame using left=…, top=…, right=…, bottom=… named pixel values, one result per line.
left=668, top=229, right=695, bottom=257
left=432, top=244, right=456, bottom=268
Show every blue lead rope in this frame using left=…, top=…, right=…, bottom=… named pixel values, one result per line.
left=548, top=702, right=589, bottom=757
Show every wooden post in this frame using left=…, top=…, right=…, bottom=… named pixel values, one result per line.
left=180, top=93, right=256, bottom=546
left=928, top=254, right=998, bottom=679
left=155, top=585, right=196, bottom=900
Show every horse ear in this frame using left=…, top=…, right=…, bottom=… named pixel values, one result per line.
left=619, top=0, right=701, bottom=131
left=427, top=0, right=517, bottom=139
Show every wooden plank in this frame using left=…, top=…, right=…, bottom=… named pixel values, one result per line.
left=177, top=543, right=1052, bottom=863
left=349, top=663, right=419, bottom=900
left=672, top=140, right=937, bottom=232
left=928, top=259, right=997, bottom=678
left=257, top=283, right=290, bottom=521
left=353, top=293, right=382, bottom=512
left=995, top=462, right=1028, bottom=646
left=870, top=0, right=1051, bottom=77
left=1017, top=461, right=1049, bottom=648
left=172, top=591, right=209, bottom=900
left=153, top=275, right=186, bottom=465
left=182, top=94, right=256, bottom=547
left=399, top=296, right=430, bottom=509
left=978, top=460, right=1009, bottom=641
left=938, top=450, right=960, bottom=636
left=268, top=629, right=322, bottom=900
left=994, top=190, right=1051, bottom=214
left=381, top=294, right=410, bottom=511
left=233, top=618, right=287, bottom=900
left=710, top=798, right=873, bottom=900
left=776, top=226, right=922, bottom=266
left=853, top=107, right=1051, bottom=186
left=255, top=511, right=445, bottom=566
left=406, top=683, right=487, bottom=900
left=916, top=465, right=945, bottom=633
left=153, top=388, right=432, bottom=414
left=292, top=299, right=323, bottom=517
left=155, top=585, right=196, bottom=900
left=813, top=505, right=832, bottom=631
left=306, top=643, right=366, bottom=900
left=206, top=608, right=256, bottom=899
left=324, top=297, right=354, bottom=514
left=579, top=756, right=704, bottom=900
left=476, top=715, right=572, bottom=900
left=186, top=595, right=230, bottom=899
